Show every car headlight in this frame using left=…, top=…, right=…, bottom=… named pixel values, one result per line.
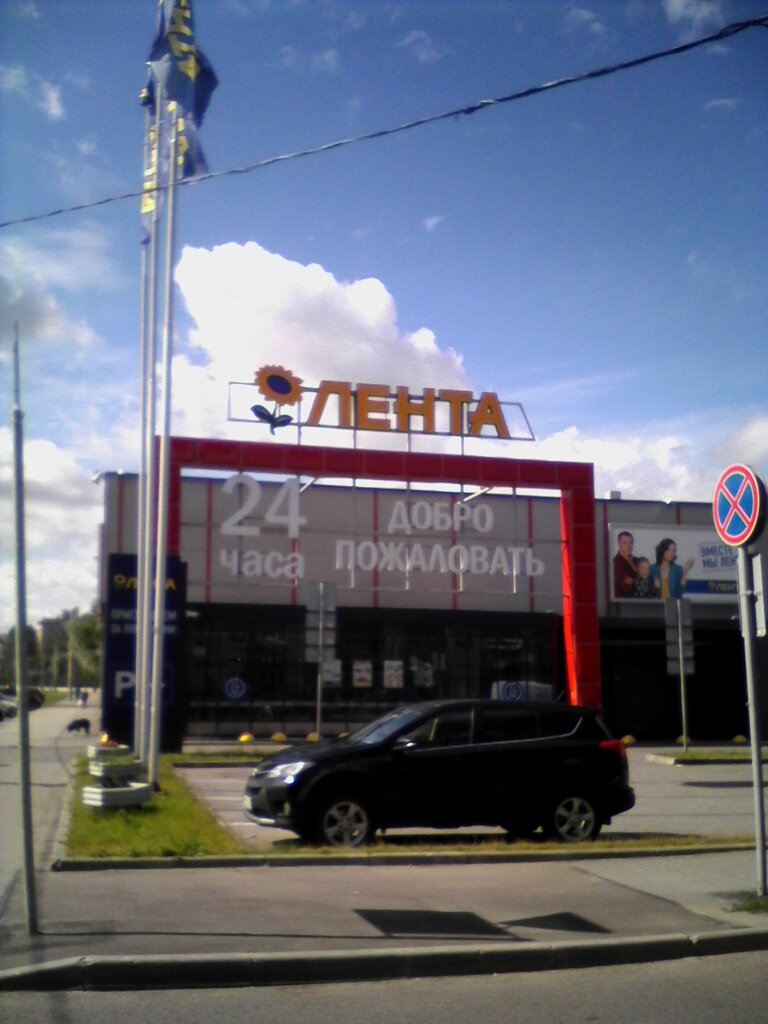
left=264, top=761, right=311, bottom=783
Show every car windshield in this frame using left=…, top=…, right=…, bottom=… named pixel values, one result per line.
left=345, top=706, right=426, bottom=746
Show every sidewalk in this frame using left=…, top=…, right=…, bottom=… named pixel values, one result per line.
left=1, top=846, right=767, bottom=989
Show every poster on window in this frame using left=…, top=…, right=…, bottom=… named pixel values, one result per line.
left=383, top=660, right=404, bottom=689
left=321, top=658, right=342, bottom=686
left=352, top=660, right=373, bottom=688
left=608, top=524, right=738, bottom=603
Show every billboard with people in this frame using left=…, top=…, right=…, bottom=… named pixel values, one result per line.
left=609, top=524, right=738, bottom=603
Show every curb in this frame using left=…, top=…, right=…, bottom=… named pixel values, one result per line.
left=2, top=928, right=768, bottom=991
left=644, top=753, right=768, bottom=766
left=50, top=755, right=78, bottom=868
left=50, top=841, right=758, bottom=871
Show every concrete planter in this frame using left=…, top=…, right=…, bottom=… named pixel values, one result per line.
left=81, top=782, right=154, bottom=809
left=87, top=744, right=131, bottom=760
left=88, top=760, right=147, bottom=783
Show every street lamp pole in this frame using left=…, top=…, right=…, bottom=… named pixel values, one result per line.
left=12, top=323, right=39, bottom=934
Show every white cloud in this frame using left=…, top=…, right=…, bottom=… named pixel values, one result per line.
left=0, top=64, right=26, bottom=92
left=171, top=241, right=468, bottom=440
left=529, top=425, right=699, bottom=499
left=711, top=412, right=768, bottom=469
left=0, top=227, right=119, bottom=350
left=422, top=216, right=443, bottom=233
left=514, top=370, right=637, bottom=412
left=663, top=0, right=725, bottom=33
left=0, top=250, right=68, bottom=344
left=0, top=62, right=65, bottom=119
left=39, top=145, right=122, bottom=203
left=396, top=30, right=445, bottom=64
left=704, top=97, right=738, bottom=112
left=38, top=79, right=63, bottom=119
left=165, top=243, right=768, bottom=490
left=276, top=44, right=299, bottom=70
left=563, top=7, right=607, bottom=35
left=526, top=411, right=768, bottom=503
left=64, top=71, right=90, bottom=91
left=0, top=431, right=102, bottom=631
left=2, top=225, right=122, bottom=292
left=172, top=242, right=767, bottom=501
left=272, top=45, right=340, bottom=74
left=311, top=49, right=340, bottom=73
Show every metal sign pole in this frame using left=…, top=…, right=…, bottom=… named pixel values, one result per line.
left=713, top=462, right=767, bottom=898
left=737, top=546, right=767, bottom=897
left=315, top=583, right=324, bottom=738
left=676, top=598, right=690, bottom=753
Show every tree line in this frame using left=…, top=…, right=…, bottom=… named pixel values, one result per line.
left=0, top=605, right=101, bottom=690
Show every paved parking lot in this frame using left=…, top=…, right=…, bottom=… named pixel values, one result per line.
left=176, top=746, right=768, bottom=849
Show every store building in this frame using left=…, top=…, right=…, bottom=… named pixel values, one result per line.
left=99, top=433, right=766, bottom=747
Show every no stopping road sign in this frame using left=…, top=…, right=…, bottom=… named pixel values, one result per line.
left=713, top=463, right=766, bottom=547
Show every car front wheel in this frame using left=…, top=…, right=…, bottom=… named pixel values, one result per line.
left=312, top=795, right=373, bottom=848
left=546, top=795, right=601, bottom=842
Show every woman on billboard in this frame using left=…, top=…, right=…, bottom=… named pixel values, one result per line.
left=650, top=538, right=694, bottom=599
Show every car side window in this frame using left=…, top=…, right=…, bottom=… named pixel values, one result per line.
left=404, top=710, right=472, bottom=748
left=537, top=712, right=579, bottom=738
left=476, top=709, right=539, bottom=743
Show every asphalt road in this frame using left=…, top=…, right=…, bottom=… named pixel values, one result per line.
left=2, top=952, right=767, bottom=1024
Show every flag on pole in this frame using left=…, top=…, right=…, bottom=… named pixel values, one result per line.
left=140, top=0, right=218, bottom=226
left=146, top=0, right=217, bottom=125
left=135, top=1, right=217, bottom=770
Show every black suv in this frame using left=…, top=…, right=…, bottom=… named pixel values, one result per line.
left=243, top=699, right=635, bottom=847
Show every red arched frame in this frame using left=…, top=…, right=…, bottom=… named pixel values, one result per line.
left=166, top=436, right=600, bottom=707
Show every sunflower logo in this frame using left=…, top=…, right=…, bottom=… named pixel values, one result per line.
left=251, top=365, right=303, bottom=433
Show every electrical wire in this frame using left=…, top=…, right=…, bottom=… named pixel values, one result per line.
left=1, top=14, right=766, bottom=231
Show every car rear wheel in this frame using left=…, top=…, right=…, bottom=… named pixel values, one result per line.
left=312, top=795, right=373, bottom=848
left=546, top=795, right=601, bottom=842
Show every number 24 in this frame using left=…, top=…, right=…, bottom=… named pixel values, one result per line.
left=221, top=475, right=307, bottom=538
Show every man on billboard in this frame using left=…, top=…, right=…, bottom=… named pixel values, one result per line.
left=613, top=530, right=639, bottom=597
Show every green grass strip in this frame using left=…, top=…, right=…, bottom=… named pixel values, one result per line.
left=67, top=756, right=251, bottom=859
left=731, top=895, right=768, bottom=914
left=66, top=755, right=762, bottom=860
left=670, top=749, right=768, bottom=763
left=42, top=690, right=68, bottom=707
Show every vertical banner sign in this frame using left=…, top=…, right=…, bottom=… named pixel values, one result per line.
left=712, top=463, right=767, bottom=897
left=102, top=553, right=187, bottom=751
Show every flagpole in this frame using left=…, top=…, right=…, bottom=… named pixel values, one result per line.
left=140, top=0, right=217, bottom=776
left=147, top=98, right=180, bottom=788
left=136, top=96, right=162, bottom=765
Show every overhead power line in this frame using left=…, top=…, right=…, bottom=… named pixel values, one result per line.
left=1, top=14, right=766, bottom=231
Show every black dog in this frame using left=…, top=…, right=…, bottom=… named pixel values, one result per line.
left=67, top=718, right=91, bottom=735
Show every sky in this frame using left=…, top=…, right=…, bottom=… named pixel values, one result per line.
left=0, top=0, right=767, bottom=632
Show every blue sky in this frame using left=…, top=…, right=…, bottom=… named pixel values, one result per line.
left=1, top=0, right=767, bottom=629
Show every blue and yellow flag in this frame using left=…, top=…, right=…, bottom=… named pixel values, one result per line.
left=140, top=0, right=217, bottom=224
